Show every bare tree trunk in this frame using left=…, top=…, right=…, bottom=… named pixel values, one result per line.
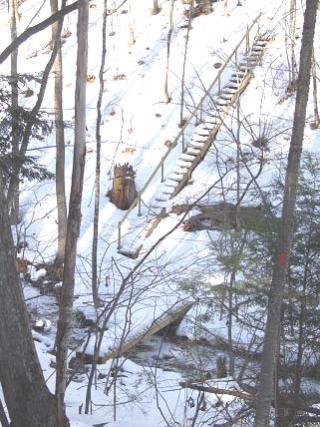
left=51, top=0, right=67, bottom=266
left=55, top=1, right=89, bottom=425
left=6, top=1, right=66, bottom=210
left=180, top=0, right=193, bottom=126
left=9, top=0, right=19, bottom=224
left=92, top=0, right=107, bottom=309
left=151, top=0, right=160, bottom=15
left=0, top=191, right=65, bottom=427
left=289, top=0, right=297, bottom=84
left=128, top=0, right=135, bottom=45
left=286, top=218, right=313, bottom=425
left=312, top=52, right=320, bottom=128
left=164, top=0, right=174, bottom=103
left=227, top=269, right=235, bottom=376
left=224, top=0, right=229, bottom=15
left=255, top=1, right=318, bottom=425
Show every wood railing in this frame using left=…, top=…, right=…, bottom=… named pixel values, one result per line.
left=117, top=13, right=262, bottom=249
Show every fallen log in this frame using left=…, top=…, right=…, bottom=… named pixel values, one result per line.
left=172, top=202, right=277, bottom=233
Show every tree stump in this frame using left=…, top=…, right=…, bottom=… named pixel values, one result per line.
left=184, top=0, right=213, bottom=18
left=216, top=356, right=227, bottom=378
left=109, top=163, right=137, bottom=210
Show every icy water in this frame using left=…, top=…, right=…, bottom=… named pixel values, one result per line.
left=25, top=287, right=232, bottom=378
left=126, top=334, right=224, bottom=379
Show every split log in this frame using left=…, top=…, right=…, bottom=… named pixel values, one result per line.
left=108, top=163, right=137, bottom=210
left=172, top=202, right=277, bottom=233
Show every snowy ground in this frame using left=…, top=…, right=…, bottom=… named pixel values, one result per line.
left=1, top=0, right=320, bottom=425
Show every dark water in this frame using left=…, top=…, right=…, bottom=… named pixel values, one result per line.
left=126, top=334, right=223, bottom=379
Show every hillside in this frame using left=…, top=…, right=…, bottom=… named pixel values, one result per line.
left=1, top=0, right=320, bottom=426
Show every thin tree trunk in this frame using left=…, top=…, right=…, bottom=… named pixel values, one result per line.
left=227, top=269, right=235, bottom=377
left=6, top=1, right=66, bottom=210
left=51, top=0, right=67, bottom=266
left=164, top=0, right=174, bottom=103
left=179, top=0, right=193, bottom=126
left=55, top=1, right=89, bottom=425
left=92, top=0, right=107, bottom=311
left=9, top=0, right=19, bottom=224
left=289, top=0, right=297, bottom=84
left=0, top=191, right=65, bottom=427
left=128, top=0, right=135, bottom=45
left=151, top=0, right=160, bottom=15
left=286, top=216, right=313, bottom=425
left=255, top=1, right=318, bottom=425
left=312, top=52, right=320, bottom=128
left=224, top=0, right=229, bottom=15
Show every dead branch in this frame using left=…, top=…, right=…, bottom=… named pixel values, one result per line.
left=180, top=381, right=256, bottom=401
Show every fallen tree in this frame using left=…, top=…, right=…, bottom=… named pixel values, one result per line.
left=172, top=202, right=277, bottom=233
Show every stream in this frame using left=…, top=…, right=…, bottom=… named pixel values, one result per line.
left=126, top=334, right=230, bottom=379
left=25, top=286, right=239, bottom=379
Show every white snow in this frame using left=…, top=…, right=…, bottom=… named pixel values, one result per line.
left=1, top=0, right=320, bottom=425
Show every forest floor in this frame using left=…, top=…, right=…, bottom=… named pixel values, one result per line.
left=1, top=0, right=320, bottom=425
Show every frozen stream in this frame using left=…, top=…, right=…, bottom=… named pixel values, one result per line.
left=25, top=285, right=254, bottom=380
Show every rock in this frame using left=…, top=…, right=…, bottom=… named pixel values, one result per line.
left=33, top=319, right=52, bottom=333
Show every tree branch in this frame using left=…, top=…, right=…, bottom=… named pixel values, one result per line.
left=180, top=381, right=256, bottom=401
left=0, top=0, right=92, bottom=65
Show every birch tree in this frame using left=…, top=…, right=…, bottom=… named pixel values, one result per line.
left=255, top=1, right=318, bottom=425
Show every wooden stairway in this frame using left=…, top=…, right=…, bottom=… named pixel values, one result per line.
left=117, top=19, right=273, bottom=258
left=150, top=31, right=272, bottom=218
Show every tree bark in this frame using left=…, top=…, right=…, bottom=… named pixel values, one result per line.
left=51, top=0, right=67, bottom=266
left=9, top=0, right=19, bottom=224
left=255, top=1, right=318, bottom=425
left=55, top=1, right=89, bottom=425
left=0, top=396, right=9, bottom=427
left=0, top=192, right=64, bottom=427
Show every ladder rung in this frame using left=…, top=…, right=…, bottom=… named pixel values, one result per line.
left=168, top=176, right=183, bottom=183
left=220, top=94, right=233, bottom=101
left=180, top=153, right=197, bottom=161
left=186, top=146, right=201, bottom=155
left=190, top=140, right=206, bottom=148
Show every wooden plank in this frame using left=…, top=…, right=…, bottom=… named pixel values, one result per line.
left=75, top=302, right=194, bottom=364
